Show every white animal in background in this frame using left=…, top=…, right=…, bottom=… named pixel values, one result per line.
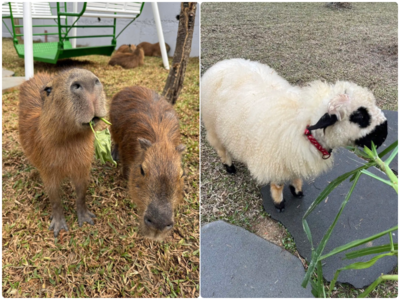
left=201, top=58, right=388, bottom=212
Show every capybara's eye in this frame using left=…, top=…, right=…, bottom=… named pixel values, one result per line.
left=140, top=165, right=145, bottom=176
left=181, top=169, right=185, bottom=178
left=95, top=79, right=101, bottom=85
left=72, top=83, right=81, bottom=90
left=44, top=87, right=52, bottom=96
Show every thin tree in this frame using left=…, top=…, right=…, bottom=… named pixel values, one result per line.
left=162, top=2, right=197, bottom=105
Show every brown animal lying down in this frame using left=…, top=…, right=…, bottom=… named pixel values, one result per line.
left=115, top=44, right=136, bottom=54
left=108, top=46, right=145, bottom=69
left=137, top=42, right=171, bottom=57
left=19, top=69, right=107, bottom=237
left=109, top=86, right=185, bottom=241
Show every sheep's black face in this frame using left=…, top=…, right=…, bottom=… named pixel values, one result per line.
left=354, top=120, right=388, bottom=149
left=350, top=107, right=371, bottom=128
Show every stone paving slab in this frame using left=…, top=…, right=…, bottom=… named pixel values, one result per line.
left=381, top=110, right=398, bottom=173
left=201, top=221, right=313, bottom=298
left=2, top=76, right=25, bottom=92
left=2, top=69, right=15, bottom=77
left=261, top=146, right=398, bottom=288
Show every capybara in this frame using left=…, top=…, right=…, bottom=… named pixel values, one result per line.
left=137, top=42, right=171, bottom=57
left=115, top=44, right=136, bottom=54
left=108, top=46, right=145, bottom=69
left=109, top=86, right=185, bottom=241
left=19, top=69, right=107, bottom=237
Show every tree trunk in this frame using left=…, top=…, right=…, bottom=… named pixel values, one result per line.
left=162, top=2, right=197, bottom=105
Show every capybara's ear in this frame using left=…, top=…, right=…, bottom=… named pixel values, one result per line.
left=40, top=84, right=53, bottom=102
left=176, top=144, right=186, bottom=153
left=138, top=138, right=152, bottom=151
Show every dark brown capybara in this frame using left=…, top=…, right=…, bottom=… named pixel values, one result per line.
left=115, top=44, right=136, bottom=54
left=137, top=42, right=171, bottom=57
left=108, top=46, right=145, bottom=69
left=109, top=86, right=185, bottom=241
left=19, top=69, right=107, bottom=237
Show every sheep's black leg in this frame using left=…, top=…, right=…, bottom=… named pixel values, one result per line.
left=223, top=163, right=236, bottom=174
left=271, top=183, right=285, bottom=212
left=289, top=178, right=304, bottom=198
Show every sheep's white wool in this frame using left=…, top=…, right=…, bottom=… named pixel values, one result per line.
left=201, top=59, right=387, bottom=184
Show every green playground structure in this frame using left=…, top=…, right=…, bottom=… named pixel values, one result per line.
left=2, top=2, right=145, bottom=64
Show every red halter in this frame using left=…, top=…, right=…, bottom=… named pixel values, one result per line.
left=304, top=127, right=331, bottom=159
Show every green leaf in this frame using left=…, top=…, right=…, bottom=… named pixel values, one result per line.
left=384, top=146, right=398, bottom=166
left=320, top=225, right=397, bottom=260
left=302, top=220, right=314, bottom=250
left=378, top=140, right=398, bottom=158
left=360, top=170, right=393, bottom=186
left=303, top=163, right=372, bottom=220
left=329, top=252, right=395, bottom=293
left=345, top=244, right=398, bottom=259
left=90, top=123, right=116, bottom=166
left=358, top=275, right=398, bottom=298
left=302, top=171, right=362, bottom=288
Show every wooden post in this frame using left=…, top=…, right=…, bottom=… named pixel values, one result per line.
left=162, top=2, right=197, bottom=105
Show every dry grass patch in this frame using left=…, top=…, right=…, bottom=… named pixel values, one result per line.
left=2, top=38, right=199, bottom=298
left=201, top=2, right=397, bottom=298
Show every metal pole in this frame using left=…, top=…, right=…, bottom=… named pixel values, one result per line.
left=71, top=2, right=78, bottom=48
left=23, top=2, right=34, bottom=79
left=151, top=2, right=169, bottom=70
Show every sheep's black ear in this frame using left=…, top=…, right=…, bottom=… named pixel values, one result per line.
left=308, top=113, right=338, bottom=131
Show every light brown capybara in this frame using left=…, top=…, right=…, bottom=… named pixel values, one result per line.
left=115, top=44, right=136, bottom=54
left=137, top=42, right=171, bottom=57
left=109, top=86, right=185, bottom=241
left=108, top=46, right=145, bottom=69
left=18, top=69, right=107, bottom=237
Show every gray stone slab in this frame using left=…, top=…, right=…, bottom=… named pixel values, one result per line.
left=2, top=76, right=25, bottom=91
left=261, top=148, right=398, bottom=289
left=201, top=221, right=313, bottom=298
left=2, top=68, right=14, bottom=77
left=381, top=110, right=398, bottom=173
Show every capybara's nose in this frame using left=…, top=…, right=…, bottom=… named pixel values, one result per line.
left=144, top=215, right=174, bottom=232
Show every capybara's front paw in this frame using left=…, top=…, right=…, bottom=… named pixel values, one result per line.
left=49, top=216, right=68, bottom=237
left=77, top=209, right=96, bottom=227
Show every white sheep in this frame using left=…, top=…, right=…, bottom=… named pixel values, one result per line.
left=201, top=58, right=388, bottom=212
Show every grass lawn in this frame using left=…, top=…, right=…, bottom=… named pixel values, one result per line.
left=2, top=38, right=199, bottom=297
left=201, top=2, right=397, bottom=298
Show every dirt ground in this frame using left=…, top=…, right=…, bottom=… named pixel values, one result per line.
left=2, top=38, right=199, bottom=297
left=201, top=2, right=397, bottom=298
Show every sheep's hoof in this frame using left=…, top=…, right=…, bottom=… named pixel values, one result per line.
left=289, top=185, right=304, bottom=198
left=274, top=200, right=286, bottom=213
left=223, top=164, right=236, bottom=174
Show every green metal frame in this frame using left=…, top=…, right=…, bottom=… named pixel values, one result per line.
left=2, top=2, right=145, bottom=64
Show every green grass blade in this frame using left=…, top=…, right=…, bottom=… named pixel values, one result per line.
left=303, top=166, right=368, bottom=220
left=320, top=225, right=398, bottom=260
left=303, top=219, right=314, bottom=251
left=302, top=172, right=361, bottom=288
left=345, top=244, right=398, bottom=259
left=358, top=276, right=383, bottom=298
left=358, top=275, right=398, bottom=298
left=360, top=169, right=393, bottom=186
left=384, top=146, right=398, bottom=165
left=317, top=260, right=326, bottom=298
left=100, top=117, right=112, bottom=126
left=340, top=252, right=395, bottom=271
left=330, top=252, right=394, bottom=294
left=378, top=140, right=398, bottom=158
